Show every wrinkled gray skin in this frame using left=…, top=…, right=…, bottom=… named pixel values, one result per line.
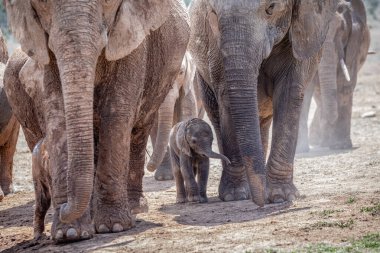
left=148, top=53, right=205, bottom=181
left=297, top=0, right=370, bottom=152
left=32, top=139, right=52, bottom=240
left=0, top=30, right=20, bottom=202
left=4, top=0, right=189, bottom=243
left=169, top=118, right=230, bottom=203
left=189, top=0, right=338, bottom=205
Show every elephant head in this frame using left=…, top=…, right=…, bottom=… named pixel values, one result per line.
left=5, top=0, right=173, bottom=223
left=178, top=118, right=231, bottom=164
left=189, top=0, right=337, bottom=206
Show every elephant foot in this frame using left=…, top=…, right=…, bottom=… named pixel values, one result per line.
left=154, top=159, right=173, bottom=181
left=266, top=180, right=300, bottom=203
left=94, top=203, right=135, bottom=234
left=176, top=196, right=187, bottom=204
left=199, top=195, right=208, bottom=203
left=187, top=193, right=200, bottom=203
left=51, top=207, right=94, bottom=243
left=219, top=175, right=250, bottom=201
left=129, top=195, right=149, bottom=215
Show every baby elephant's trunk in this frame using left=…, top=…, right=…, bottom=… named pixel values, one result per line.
left=205, top=150, right=231, bottom=165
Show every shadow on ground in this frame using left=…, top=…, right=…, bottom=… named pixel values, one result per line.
left=159, top=197, right=310, bottom=226
left=2, top=219, right=163, bottom=253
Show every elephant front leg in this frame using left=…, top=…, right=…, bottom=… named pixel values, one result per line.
left=180, top=154, right=199, bottom=202
left=197, top=73, right=250, bottom=201
left=197, top=157, right=210, bottom=203
left=94, top=118, right=134, bottom=233
left=266, top=78, right=303, bottom=203
left=127, top=126, right=151, bottom=215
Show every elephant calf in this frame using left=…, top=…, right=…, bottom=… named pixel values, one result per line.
left=169, top=118, right=230, bottom=203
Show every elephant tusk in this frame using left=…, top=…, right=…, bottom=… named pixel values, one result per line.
left=340, top=58, right=351, bottom=82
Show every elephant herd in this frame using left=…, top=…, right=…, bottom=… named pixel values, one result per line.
left=0, top=0, right=370, bottom=245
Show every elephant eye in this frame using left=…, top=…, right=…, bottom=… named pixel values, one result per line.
left=266, top=3, right=275, bottom=15
left=265, top=1, right=285, bottom=16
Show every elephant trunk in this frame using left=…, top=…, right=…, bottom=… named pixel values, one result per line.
left=51, top=2, right=104, bottom=223
left=220, top=16, right=266, bottom=207
left=147, top=89, right=178, bottom=172
left=204, top=150, right=231, bottom=165
left=319, top=41, right=339, bottom=126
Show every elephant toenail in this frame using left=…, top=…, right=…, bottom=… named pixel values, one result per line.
left=66, top=228, right=78, bottom=239
left=112, top=223, right=124, bottom=233
left=224, top=194, right=234, bottom=202
left=273, top=195, right=285, bottom=203
left=287, top=194, right=296, bottom=202
left=81, top=230, right=90, bottom=239
left=55, top=229, right=63, bottom=240
left=98, top=224, right=110, bottom=233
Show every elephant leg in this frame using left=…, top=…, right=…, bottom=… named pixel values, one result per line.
left=260, top=116, right=273, bottom=159
left=180, top=154, right=199, bottom=202
left=41, top=65, right=94, bottom=242
left=170, top=148, right=186, bottom=203
left=0, top=118, right=19, bottom=197
left=309, top=85, right=323, bottom=147
left=197, top=157, right=209, bottom=203
left=154, top=147, right=174, bottom=181
left=94, top=116, right=135, bottom=233
left=32, top=141, right=51, bottom=240
left=197, top=72, right=250, bottom=201
left=127, top=125, right=152, bottom=215
left=266, top=72, right=306, bottom=203
left=296, top=73, right=318, bottom=153
left=329, top=80, right=354, bottom=150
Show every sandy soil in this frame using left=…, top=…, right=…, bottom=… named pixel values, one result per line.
left=1, top=14, right=380, bottom=253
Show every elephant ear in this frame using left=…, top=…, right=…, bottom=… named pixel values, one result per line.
left=106, top=0, right=172, bottom=61
left=176, top=122, right=191, bottom=157
left=290, top=0, right=338, bottom=60
left=5, top=0, right=49, bottom=65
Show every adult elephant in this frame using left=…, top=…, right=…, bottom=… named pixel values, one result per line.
left=4, top=0, right=189, bottom=243
left=147, top=53, right=205, bottom=180
left=188, top=0, right=338, bottom=205
left=0, top=30, right=20, bottom=202
left=297, top=0, right=370, bottom=152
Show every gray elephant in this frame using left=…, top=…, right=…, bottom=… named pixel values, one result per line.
left=4, top=0, right=189, bottom=243
left=0, top=30, right=20, bottom=202
left=169, top=118, right=230, bottom=203
left=148, top=53, right=205, bottom=180
left=31, top=138, right=53, bottom=240
left=188, top=0, right=338, bottom=205
left=297, top=0, right=371, bottom=152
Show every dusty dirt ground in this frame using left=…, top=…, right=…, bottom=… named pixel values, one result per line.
left=1, top=15, right=380, bottom=253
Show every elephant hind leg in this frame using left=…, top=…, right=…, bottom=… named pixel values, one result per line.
left=0, top=118, right=20, bottom=196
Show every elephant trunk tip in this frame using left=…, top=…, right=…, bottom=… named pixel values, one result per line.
left=59, top=202, right=83, bottom=224
left=146, top=161, right=157, bottom=172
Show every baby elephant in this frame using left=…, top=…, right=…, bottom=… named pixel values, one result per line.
left=169, top=118, right=230, bottom=203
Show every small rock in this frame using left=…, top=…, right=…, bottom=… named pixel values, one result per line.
left=361, top=111, right=376, bottom=118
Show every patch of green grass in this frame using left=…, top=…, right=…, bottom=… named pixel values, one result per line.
left=304, top=219, right=354, bottom=231
left=290, top=233, right=380, bottom=253
left=360, top=203, right=380, bottom=216
left=319, top=209, right=343, bottom=218
left=346, top=196, right=356, bottom=204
